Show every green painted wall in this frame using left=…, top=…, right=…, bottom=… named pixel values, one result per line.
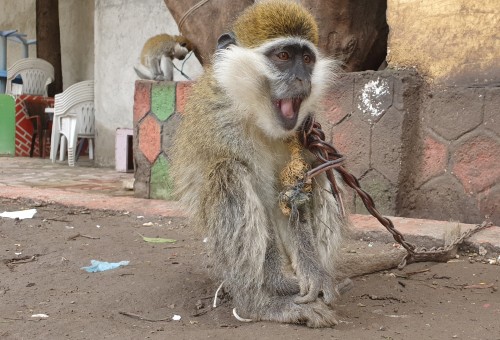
left=0, top=95, right=16, bottom=156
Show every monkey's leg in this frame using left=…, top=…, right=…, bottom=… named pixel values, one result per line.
left=133, top=64, right=156, bottom=80
left=202, top=160, right=336, bottom=327
left=144, top=56, right=166, bottom=81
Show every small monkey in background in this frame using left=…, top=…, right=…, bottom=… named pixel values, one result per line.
left=134, top=34, right=193, bottom=81
left=172, top=0, right=346, bottom=328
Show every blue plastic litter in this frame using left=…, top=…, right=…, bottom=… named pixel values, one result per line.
left=81, top=260, right=130, bottom=273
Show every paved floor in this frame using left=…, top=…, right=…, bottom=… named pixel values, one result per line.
left=0, top=157, right=134, bottom=196
left=1, top=156, right=498, bottom=257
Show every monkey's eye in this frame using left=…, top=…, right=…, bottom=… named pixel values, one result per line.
left=277, top=51, right=289, bottom=61
left=303, top=54, right=312, bottom=64
left=180, top=42, right=187, bottom=47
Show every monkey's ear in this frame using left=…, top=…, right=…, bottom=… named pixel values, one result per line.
left=216, top=32, right=237, bottom=50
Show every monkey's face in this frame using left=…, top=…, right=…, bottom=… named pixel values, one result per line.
left=264, top=42, right=316, bottom=131
left=213, top=36, right=336, bottom=139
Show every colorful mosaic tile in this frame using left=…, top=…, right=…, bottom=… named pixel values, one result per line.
left=150, top=153, right=174, bottom=200
left=151, top=82, right=176, bottom=121
left=175, top=81, right=194, bottom=115
left=133, top=81, right=152, bottom=124
left=138, top=114, right=161, bottom=163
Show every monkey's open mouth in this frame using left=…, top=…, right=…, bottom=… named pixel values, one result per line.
left=274, top=98, right=302, bottom=130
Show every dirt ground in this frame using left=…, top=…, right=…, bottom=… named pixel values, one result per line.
left=1, top=197, right=499, bottom=340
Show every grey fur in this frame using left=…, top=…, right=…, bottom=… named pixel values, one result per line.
left=171, top=37, right=347, bottom=327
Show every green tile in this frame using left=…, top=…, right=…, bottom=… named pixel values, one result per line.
left=150, top=154, right=174, bottom=200
left=151, top=82, right=176, bottom=121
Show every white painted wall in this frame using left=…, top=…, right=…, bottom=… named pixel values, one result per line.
left=60, top=0, right=95, bottom=89
left=94, top=0, right=203, bottom=167
left=0, top=0, right=94, bottom=89
left=0, top=0, right=37, bottom=67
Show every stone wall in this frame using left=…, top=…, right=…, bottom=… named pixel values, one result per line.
left=400, top=86, right=500, bottom=224
left=387, top=0, right=500, bottom=86
left=325, top=71, right=499, bottom=224
left=133, top=71, right=500, bottom=225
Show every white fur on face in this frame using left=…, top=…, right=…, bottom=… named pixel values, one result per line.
left=213, top=38, right=339, bottom=139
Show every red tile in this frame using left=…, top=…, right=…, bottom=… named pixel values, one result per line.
left=138, top=114, right=161, bottom=163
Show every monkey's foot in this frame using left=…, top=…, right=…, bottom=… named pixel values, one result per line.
left=255, top=296, right=338, bottom=328
left=299, top=300, right=339, bottom=328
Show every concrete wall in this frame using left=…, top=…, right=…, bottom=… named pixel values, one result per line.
left=59, top=0, right=95, bottom=89
left=94, top=0, right=203, bottom=167
left=132, top=73, right=500, bottom=225
left=0, top=0, right=37, bottom=65
left=387, top=0, right=500, bottom=86
left=0, top=0, right=94, bottom=89
left=326, top=71, right=499, bottom=225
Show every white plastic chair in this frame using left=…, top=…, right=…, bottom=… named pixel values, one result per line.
left=49, top=80, right=95, bottom=166
left=5, top=58, right=54, bottom=96
left=5, top=58, right=54, bottom=157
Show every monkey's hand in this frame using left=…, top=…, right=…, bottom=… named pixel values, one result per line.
left=294, top=268, right=336, bottom=307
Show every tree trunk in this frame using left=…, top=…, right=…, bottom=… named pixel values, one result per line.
left=163, top=0, right=254, bottom=65
left=36, top=0, right=63, bottom=96
left=303, top=0, right=388, bottom=72
left=164, top=0, right=388, bottom=71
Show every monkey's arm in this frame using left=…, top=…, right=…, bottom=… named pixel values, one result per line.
left=287, top=205, right=337, bottom=306
left=264, top=237, right=301, bottom=296
left=159, top=55, right=174, bottom=81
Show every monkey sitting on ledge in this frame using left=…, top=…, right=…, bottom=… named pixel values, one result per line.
left=172, top=0, right=349, bottom=328
left=134, top=34, right=192, bottom=81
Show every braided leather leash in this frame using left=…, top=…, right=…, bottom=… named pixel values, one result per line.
left=298, top=115, right=492, bottom=268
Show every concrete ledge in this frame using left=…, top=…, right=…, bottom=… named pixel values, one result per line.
left=1, top=183, right=498, bottom=257
left=350, top=214, right=500, bottom=256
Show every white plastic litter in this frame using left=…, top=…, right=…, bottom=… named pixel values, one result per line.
left=232, top=308, right=252, bottom=322
left=0, top=209, right=37, bottom=220
left=213, top=281, right=225, bottom=308
left=172, top=314, right=181, bottom=321
left=31, top=314, right=49, bottom=318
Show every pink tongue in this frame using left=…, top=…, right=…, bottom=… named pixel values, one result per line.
left=280, top=99, right=295, bottom=119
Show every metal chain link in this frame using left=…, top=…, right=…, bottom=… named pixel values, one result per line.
left=298, top=116, right=492, bottom=268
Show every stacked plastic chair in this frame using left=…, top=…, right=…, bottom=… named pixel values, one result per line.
left=50, top=80, right=95, bottom=166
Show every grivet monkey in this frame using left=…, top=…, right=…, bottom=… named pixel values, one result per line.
left=134, top=34, right=192, bottom=81
left=172, top=0, right=347, bottom=328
